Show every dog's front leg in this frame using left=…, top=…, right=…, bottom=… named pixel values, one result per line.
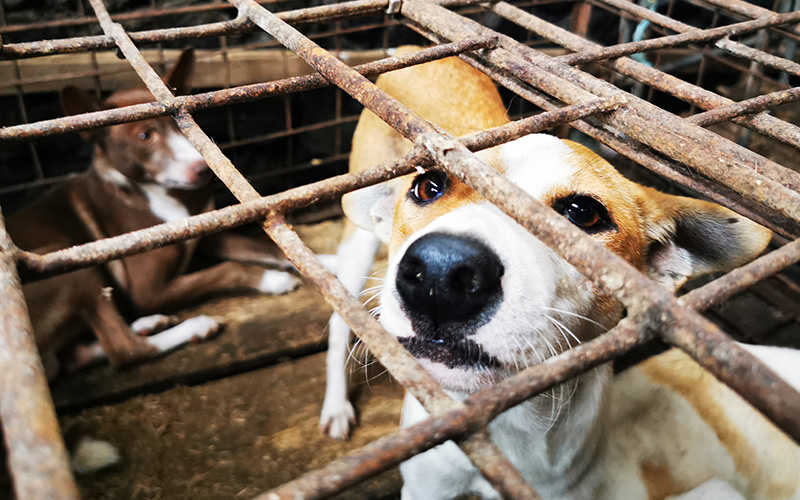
left=399, top=393, right=497, bottom=500
left=82, top=288, right=159, bottom=366
left=667, top=479, right=746, bottom=500
left=201, top=231, right=339, bottom=274
left=129, top=261, right=299, bottom=313
left=200, top=231, right=292, bottom=269
left=320, top=226, right=381, bottom=439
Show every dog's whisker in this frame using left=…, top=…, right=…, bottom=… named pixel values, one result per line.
left=543, top=306, right=607, bottom=330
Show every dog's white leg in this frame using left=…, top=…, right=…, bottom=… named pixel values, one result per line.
left=130, top=313, right=176, bottom=336
left=400, top=486, right=414, bottom=500
left=146, top=315, right=219, bottom=353
left=320, top=227, right=381, bottom=439
left=399, top=393, right=488, bottom=499
left=667, top=479, right=745, bottom=500
left=258, top=270, right=301, bottom=295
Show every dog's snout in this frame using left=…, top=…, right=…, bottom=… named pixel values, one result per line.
left=186, top=159, right=211, bottom=184
left=396, top=233, right=503, bottom=331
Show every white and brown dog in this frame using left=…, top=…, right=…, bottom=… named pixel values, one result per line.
left=332, top=48, right=800, bottom=499
left=9, top=49, right=298, bottom=406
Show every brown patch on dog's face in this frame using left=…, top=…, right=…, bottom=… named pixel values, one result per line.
left=389, top=149, right=500, bottom=255
left=96, top=90, right=193, bottom=185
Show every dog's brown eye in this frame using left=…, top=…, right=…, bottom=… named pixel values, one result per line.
left=139, top=130, right=154, bottom=141
left=410, top=170, right=448, bottom=205
left=558, top=195, right=613, bottom=232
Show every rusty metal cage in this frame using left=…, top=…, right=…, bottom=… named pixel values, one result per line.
left=1, top=0, right=800, bottom=498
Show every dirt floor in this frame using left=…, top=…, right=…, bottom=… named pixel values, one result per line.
left=2, top=219, right=407, bottom=500
left=66, top=354, right=404, bottom=500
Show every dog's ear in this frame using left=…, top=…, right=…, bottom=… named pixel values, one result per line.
left=642, top=189, right=771, bottom=291
left=61, top=86, right=107, bottom=142
left=164, top=47, right=195, bottom=96
left=341, top=178, right=405, bottom=244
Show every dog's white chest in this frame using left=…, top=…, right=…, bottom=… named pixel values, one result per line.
left=142, top=184, right=190, bottom=223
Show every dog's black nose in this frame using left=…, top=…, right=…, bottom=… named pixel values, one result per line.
left=396, top=233, right=504, bottom=333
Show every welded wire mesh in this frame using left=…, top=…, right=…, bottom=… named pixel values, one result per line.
left=1, top=0, right=799, bottom=498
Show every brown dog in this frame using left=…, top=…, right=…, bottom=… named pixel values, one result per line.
left=8, top=49, right=298, bottom=382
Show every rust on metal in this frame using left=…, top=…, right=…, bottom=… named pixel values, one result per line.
left=2, top=0, right=800, bottom=497
left=1, top=37, right=497, bottom=141
left=487, top=1, right=800, bottom=150
left=0, top=208, right=80, bottom=500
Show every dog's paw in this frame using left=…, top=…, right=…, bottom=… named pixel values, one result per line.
left=70, top=436, right=121, bottom=474
left=147, top=315, right=220, bottom=353
left=319, top=399, right=357, bottom=440
left=131, top=314, right=177, bottom=336
left=258, top=270, right=300, bottom=295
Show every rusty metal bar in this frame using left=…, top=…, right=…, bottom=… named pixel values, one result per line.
left=0, top=206, right=79, bottom=500
left=253, top=231, right=800, bottom=499
left=697, top=0, right=800, bottom=37
left=16, top=97, right=620, bottom=280
left=409, top=1, right=800, bottom=224
left=715, top=37, right=800, bottom=78
left=228, top=0, right=800, bottom=446
left=557, top=10, right=800, bottom=66
left=84, top=0, right=538, bottom=495
left=487, top=1, right=800, bottom=151
left=0, top=0, right=390, bottom=59
left=1, top=17, right=249, bottom=59
left=0, top=0, right=255, bottom=35
left=595, top=0, right=800, bottom=71
left=0, top=37, right=497, bottom=141
left=428, top=39, right=800, bottom=238
left=681, top=238, right=800, bottom=311
left=688, top=86, right=800, bottom=127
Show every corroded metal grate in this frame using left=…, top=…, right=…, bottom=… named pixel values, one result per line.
left=1, top=0, right=799, bottom=498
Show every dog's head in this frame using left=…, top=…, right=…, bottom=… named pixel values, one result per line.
left=61, top=48, right=210, bottom=189
left=375, top=134, right=771, bottom=393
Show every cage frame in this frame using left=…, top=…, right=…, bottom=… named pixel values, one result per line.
left=1, top=0, right=800, bottom=498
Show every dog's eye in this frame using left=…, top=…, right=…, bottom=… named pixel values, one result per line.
left=410, top=170, right=448, bottom=204
left=557, top=195, right=612, bottom=232
left=139, top=130, right=154, bottom=141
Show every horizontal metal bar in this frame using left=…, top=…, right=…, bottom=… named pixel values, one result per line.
left=488, top=1, right=800, bottom=151
left=16, top=97, right=618, bottom=280
left=681, top=238, right=800, bottom=311
left=403, top=0, right=800, bottom=444
left=557, top=10, right=800, bottom=66
left=0, top=37, right=497, bottom=141
left=595, top=0, right=800, bottom=76
left=696, top=0, right=800, bottom=37
left=716, top=37, right=800, bottom=78
left=251, top=229, right=800, bottom=498
left=0, top=0, right=389, bottom=59
left=688, top=86, right=800, bottom=127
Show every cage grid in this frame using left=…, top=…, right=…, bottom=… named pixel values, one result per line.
left=1, top=0, right=800, bottom=498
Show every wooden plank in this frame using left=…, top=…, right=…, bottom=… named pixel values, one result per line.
left=0, top=48, right=390, bottom=95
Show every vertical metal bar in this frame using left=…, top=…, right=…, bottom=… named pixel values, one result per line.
left=0, top=206, right=79, bottom=500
